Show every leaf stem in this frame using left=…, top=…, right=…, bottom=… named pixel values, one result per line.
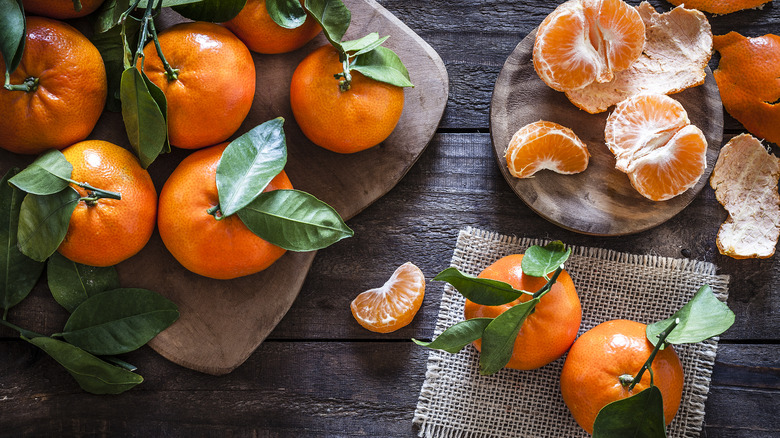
left=66, top=179, right=122, bottom=202
left=149, top=16, right=178, bottom=81
left=72, top=0, right=83, bottom=12
left=0, top=318, right=45, bottom=339
left=626, top=318, right=680, bottom=391
left=532, top=266, right=563, bottom=299
left=206, top=204, right=224, bottom=221
left=3, top=77, right=39, bottom=92
left=132, top=0, right=156, bottom=67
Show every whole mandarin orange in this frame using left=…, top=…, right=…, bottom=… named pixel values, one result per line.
left=23, top=0, right=105, bottom=19
left=560, top=319, right=684, bottom=434
left=58, top=140, right=157, bottom=267
left=464, top=254, right=581, bottom=370
left=157, top=143, right=290, bottom=280
left=223, top=0, right=322, bottom=54
left=0, top=16, right=107, bottom=155
left=290, top=44, right=405, bottom=153
left=141, top=22, right=256, bottom=150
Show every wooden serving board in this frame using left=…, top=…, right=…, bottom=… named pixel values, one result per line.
left=490, top=29, right=722, bottom=236
left=0, top=0, right=448, bottom=375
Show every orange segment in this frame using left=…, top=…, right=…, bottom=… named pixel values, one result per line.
left=605, top=94, right=708, bottom=201
left=505, top=121, right=590, bottom=178
left=666, top=0, right=771, bottom=15
left=350, top=262, right=425, bottom=333
left=533, top=0, right=645, bottom=92
left=713, top=32, right=780, bottom=146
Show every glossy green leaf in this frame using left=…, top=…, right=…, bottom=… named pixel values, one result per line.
left=217, top=118, right=287, bottom=217
left=647, top=284, right=735, bottom=347
left=120, top=67, right=167, bottom=168
left=91, top=17, right=140, bottom=112
left=47, top=252, right=120, bottom=313
left=139, top=0, right=201, bottom=6
left=412, top=318, right=492, bottom=354
left=172, top=0, right=247, bottom=22
left=433, top=267, right=524, bottom=306
left=479, top=298, right=539, bottom=375
left=352, top=46, right=413, bottom=88
left=521, top=241, right=571, bottom=278
left=304, top=0, right=350, bottom=47
left=8, top=150, right=73, bottom=195
left=0, top=0, right=25, bottom=77
left=142, top=72, right=170, bottom=154
left=25, top=336, right=143, bottom=395
left=1, top=169, right=45, bottom=314
left=237, top=189, right=353, bottom=251
left=17, top=188, right=80, bottom=262
left=62, top=288, right=179, bottom=355
left=93, top=0, right=135, bottom=33
left=266, top=0, right=307, bottom=29
left=341, top=33, right=387, bottom=56
left=592, top=386, right=667, bottom=438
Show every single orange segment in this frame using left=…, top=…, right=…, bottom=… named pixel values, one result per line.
left=351, top=262, right=425, bottom=333
left=505, top=121, right=590, bottom=178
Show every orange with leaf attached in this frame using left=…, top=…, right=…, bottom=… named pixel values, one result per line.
left=223, top=0, right=322, bottom=54
left=464, top=254, right=581, bottom=370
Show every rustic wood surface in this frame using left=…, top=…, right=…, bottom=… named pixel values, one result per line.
left=1, top=0, right=778, bottom=437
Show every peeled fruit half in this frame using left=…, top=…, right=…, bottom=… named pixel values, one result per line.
left=605, top=94, right=708, bottom=201
left=533, top=0, right=645, bottom=92
left=505, top=121, right=590, bottom=178
left=351, top=262, right=425, bottom=333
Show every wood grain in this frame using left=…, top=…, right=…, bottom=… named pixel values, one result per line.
left=490, top=28, right=723, bottom=236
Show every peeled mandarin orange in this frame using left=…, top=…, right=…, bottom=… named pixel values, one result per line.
left=505, top=121, right=590, bottom=178
left=533, top=0, right=645, bottom=92
left=351, top=262, right=425, bottom=333
left=605, top=93, right=708, bottom=201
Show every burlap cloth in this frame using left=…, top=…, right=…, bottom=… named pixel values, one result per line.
left=413, top=227, right=730, bottom=438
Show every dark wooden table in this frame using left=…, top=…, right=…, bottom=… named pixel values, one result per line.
left=2, top=1, right=779, bottom=436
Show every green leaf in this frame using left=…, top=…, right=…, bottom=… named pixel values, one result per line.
left=341, top=33, right=387, bottom=56
left=142, top=72, right=170, bottom=154
left=237, top=189, right=353, bottom=251
left=172, top=0, right=247, bottom=22
left=479, top=298, right=539, bottom=375
left=25, top=336, right=143, bottom=395
left=1, top=169, right=45, bottom=314
left=0, top=0, right=25, bottom=77
left=47, top=252, right=120, bottom=313
left=647, top=284, right=735, bottom=347
left=412, top=318, right=492, bottom=354
left=433, top=267, right=524, bottom=306
left=93, top=0, right=134, bottom=33
left=217, top=118, right=288, bottom=217
left=120, top=67, right=167, bottom=168
left=8, top=150, right=73, bottom=195
left=304, top=0, right=350, bottom=47
left=352, top=46, right=413, bottom=88
left=62, top=288, right=179, bottom=356
left=17, top=188, right=80, bottom=262
left=266, top=0, right=307, bottom=29
left=91, top=17, right=140, bottom=112
left=592, top=386, right=667, bottom=438
left=521, top=241, right=571, bottom=278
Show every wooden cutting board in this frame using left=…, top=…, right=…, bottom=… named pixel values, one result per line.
left=0, top=0, right=448, bottom=375
left=490, top=29, right=722, bottom=236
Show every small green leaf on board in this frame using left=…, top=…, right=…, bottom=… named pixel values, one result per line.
left=433, top=267, right=524, bottom=306
left=62, top=288, right=179, bottom=356
left=352, top=46, right=413, bottom=88
left=8, top=149, right=73, bottom=195
left=413, top=318, right=492, bottom=354
left=592, top=386, right=667, bottom=438
left=1, top=169, right=45, bottom=315
left=17, top=188, right=80, bottom=262
left=479, top=298, right=539, bottom=375
left=647, top=284, right=735, bottom=347
left=25, top=336, right=144, bottom=395
left=341, top=33, right=387, bottom=55
left=266, top=0, right=307, bottom=29
left=237, top=189, right=353, bottom=251
left=304, top=0, right=350, bottom=48
left=120, top=67, right=167, bottom=168
left=47, top=252, right=121, bottom=313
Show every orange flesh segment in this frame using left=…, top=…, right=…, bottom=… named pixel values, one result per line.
left=505, top=121, right=590, bottom=178
left=350, top=262, right=426, bottom=333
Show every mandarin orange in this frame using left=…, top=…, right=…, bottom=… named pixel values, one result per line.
left=223, top=0, right=322, bottom=54
left=23, top=0, right=105, bottom=19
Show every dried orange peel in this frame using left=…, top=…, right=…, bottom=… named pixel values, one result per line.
left=710, top=134, right=780, bottom=259
left=505, top=121, right=590, bottom=178
left=666, top=0, right=772, bottom=15
left=713, top=32, right=780, bottom=146
left=566, top=3, right=713, bottom=114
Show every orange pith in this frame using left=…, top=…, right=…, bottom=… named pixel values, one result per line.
left=533, top=0, right=646, bottom=92
left=23, top=0, right=105, bottom=19
left=350, top=262, right=425, bottom=333
left=666, top=0, right=771, bottom=15
left=223, top=0, right=322, bottom=54
left=141, top=22, right=256, bottom=150
left=290, top=44, right=405, bottom=154
left=58, top=141, right=157, bottom=267
left=464, top=254, right=581, bottom=371
left=157, top=143, right=291, bottom=280
left=713, top=32, right=780, bottom=146
left=560, top=319, right=684, bottom=434
left=505, top=121, right=590, bottom=178
left=0, top=16, right=107, bottom=155
left=605, top=93, right=707, bottom=201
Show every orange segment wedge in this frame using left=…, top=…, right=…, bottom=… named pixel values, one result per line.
left=350, top=262, right=425, bottom=333
left=505, top=121, right=590, bottom=178
left=533, top=0, right=645, bottom=92
left=605, top=94, right=708, bottom=201
left=666, top=0, right=771, bottom=15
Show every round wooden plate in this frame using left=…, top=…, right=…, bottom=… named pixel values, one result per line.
left=489, top=29, right=723, bottom=236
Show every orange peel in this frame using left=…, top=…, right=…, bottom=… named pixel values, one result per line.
left=713, top=32, right=780, bottom=146
left=710, top=134, right=780, bottom=259
left=666, top=0, right=771, bottom=15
